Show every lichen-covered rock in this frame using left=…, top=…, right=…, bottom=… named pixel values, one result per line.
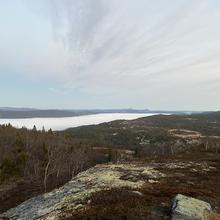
left=171, top=194, right=212, bottom=220
left=0, top=160, right=214, bottom=220
left=0, top=162, right=165, bottom=220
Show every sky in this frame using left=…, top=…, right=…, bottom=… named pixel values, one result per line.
left=0, top=0, right=220, bottom=111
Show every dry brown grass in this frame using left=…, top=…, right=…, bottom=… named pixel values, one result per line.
left=168, top=129, right=220, bottom=139
left=59, top=187, right=168, bottom=219
left=60, top=152, right=220, bottom=219
left=205, top=211, right=220, bottom=220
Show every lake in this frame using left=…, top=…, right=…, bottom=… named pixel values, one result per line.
left=0, top=113, right=159, bottom=131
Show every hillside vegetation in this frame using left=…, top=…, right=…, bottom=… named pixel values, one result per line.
left=0, top=112, right=220, bottom=218
left=0, top=124, right=113, bottom=213
left=60, top=113, right=220, bottom=152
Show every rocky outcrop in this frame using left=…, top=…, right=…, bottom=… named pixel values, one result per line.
left=171, top=194, right=212, bottom=220
left=0, top=160, right=215, bottom=220
left=0, top=162, right=165, bottom=220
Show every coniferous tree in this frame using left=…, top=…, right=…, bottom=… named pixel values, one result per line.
left=135, top=146, right=140, bottom=157
left=107, top=147, right=113, bottom=162
left=48, top=128, right=53, bottom=135
left=15, top=131, right=24, bottom=148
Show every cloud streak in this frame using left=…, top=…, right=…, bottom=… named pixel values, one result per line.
left=1, top=0, right=220, bottom=110
left=39, top=1, right=218, bottom=90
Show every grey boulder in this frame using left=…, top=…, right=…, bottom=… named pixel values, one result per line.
left=172, top=194, right=212, bottom=220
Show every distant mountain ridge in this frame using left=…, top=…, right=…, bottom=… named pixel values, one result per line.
left=0, top=107, right=213, bottom=119
left=0, top=110, right=91, bottom=119
left=0, top=107, right=38, bottom=111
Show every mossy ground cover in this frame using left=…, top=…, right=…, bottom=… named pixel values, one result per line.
left=54, top=152, right=220, bottom=220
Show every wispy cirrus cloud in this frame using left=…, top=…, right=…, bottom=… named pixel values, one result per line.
left=1, top=0, right=220, bottom=110
left=34, top=0, right=219, bottom=91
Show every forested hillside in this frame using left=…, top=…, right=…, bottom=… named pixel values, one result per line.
left=1, top=112, right=220, bottom=215
left=60, top=113, right=220, bottom=149
left=0, top=124, right=114, bottom=213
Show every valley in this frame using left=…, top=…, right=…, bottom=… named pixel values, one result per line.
left=0, top=112, right=220, bottom=219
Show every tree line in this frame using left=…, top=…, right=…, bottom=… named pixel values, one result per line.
left=0, top=124, right=115, bottom=193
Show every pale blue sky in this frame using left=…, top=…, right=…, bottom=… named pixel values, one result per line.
left=0, top=0, right=220, bottom=111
